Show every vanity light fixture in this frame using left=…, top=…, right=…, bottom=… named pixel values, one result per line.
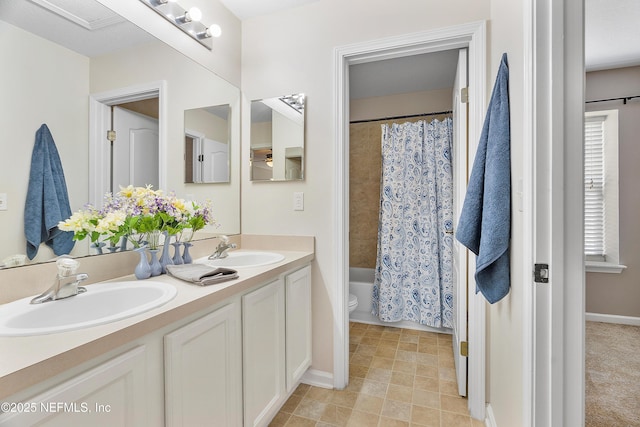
left=139, top=0, right=222, bottom=50
left=279, top=93, right=306, bottom=113
left=266, top=153, right=274, bottom=168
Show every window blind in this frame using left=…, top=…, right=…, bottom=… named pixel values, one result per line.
left=584, top=117, right=605, bottom=256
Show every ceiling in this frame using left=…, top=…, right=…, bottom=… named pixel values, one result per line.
left=218, top=0, right=319, bottom=20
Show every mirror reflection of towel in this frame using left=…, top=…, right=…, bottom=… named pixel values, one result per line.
left=456, top=53, right=511, bottom=304
left=24, top=124, right=75, bottom=260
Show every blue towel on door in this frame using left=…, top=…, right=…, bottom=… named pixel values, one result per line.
left=456, top=53, right=511, bottom=304
left=24, top=124, right=75, bottom=259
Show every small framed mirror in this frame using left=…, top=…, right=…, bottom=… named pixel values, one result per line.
left=250, top=93, right=305, bottom=181
left=184, top=104, right=231, bottom=183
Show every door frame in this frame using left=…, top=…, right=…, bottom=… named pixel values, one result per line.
left=333, top=21, right=487, bottom=420
left=88, top=80, right=167, bottom=206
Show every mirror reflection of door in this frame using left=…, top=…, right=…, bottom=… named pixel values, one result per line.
left=184, top=104, right=230, bottom=184
left=112, top=99, right=159, bottom=190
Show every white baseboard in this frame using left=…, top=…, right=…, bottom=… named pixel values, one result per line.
left=485, top=404, right=497, bottom=427
left=300, top=368, right=333, bottom=389
left=585, top=312, right=640, bottom=326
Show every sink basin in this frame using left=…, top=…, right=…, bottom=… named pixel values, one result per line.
left=198, top=251, right=285, bottom=268
left=0, top=281, right=177, bottom=337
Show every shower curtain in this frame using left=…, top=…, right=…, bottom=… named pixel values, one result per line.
left=372, top=118, right=454, bottom=328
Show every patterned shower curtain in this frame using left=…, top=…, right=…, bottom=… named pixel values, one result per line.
left=372, top=118, right=454, bottom=328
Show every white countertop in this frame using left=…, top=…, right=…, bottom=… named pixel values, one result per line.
left=0, top=247, right=314, bottom=400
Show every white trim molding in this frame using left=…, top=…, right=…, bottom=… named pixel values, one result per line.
left=88, top=81, right=167, bottom=206
left=585, top=312, right=640, bottom=326
left=585, top=262, right=626, bottom=274
left=485, top=404, right=498, bottom=427
left=333, top=20, right=487, bottom=420
left=300, top=369, right=334, bottom=390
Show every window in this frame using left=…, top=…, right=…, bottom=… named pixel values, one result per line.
left=584, top=109, right=625, bottom=273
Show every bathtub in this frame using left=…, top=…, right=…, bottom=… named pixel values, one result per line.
left=349, top=267, right=451, bottom=334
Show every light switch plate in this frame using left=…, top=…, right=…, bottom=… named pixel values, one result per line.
left=293, top=192, right=304, bottom=211
left=0, top=193, right=7, bottom=211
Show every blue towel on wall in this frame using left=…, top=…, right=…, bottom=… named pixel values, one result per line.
left=24, top=124, right=75, bottom=259
left=456, top=53, right=511, bottom=304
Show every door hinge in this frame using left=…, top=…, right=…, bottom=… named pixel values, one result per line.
left=460, top=341, right=468, bottom=357
left=534, top=263, right=549, bottom=283
left=106, top=130, right=116, bottom=142
left=461, top=87, right=468, bottom=103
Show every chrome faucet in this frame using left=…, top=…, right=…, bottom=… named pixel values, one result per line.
left=30, top=257, right=88, bottom=304
left=208, top=235, right=237, bottom=260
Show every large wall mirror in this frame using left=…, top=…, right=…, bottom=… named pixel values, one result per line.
left=250, top=94, right=305, bottom=181
left=184, top=104, right=231, bottom=184
left=0, top=0, right=240, bottom=268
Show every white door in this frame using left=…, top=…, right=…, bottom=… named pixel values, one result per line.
left=201, top=138, right=229, bottom=183
left=452, top=48, right=469, bottom=397
left=113, top=106, right=159, bottom=190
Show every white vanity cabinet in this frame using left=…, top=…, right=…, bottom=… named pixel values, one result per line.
left=285, top=265, right=312, bottom=392
left=164, top=300, right=242, bottom=427
left=242, top=279, right=286, bottom=427
left=0, top=346, right=147, bottom=427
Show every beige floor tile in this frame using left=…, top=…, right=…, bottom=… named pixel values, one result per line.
left=438, top=380, right=459, bottom=396
left=361, top=336, right=381, bottom=346
left=381, top=331, right=401, bottom=341
left=284, top=415, right=316, bottom=427
left=356, top=344, right=378, bottom=357
left=350, top=335, right=363, bottom=345
left=386, top=384, right=413, bottom=402
left=440, top=395, right=470, bottom=416
left=416, top=364, right=438, bottom=379
left=294, top=398, right=328, bottom=420
left=347, top=409, right=380, bottom=427
left=396, top=350, right=418, bottom=362
left=381, top=399, right=412, bottom=421
left=293, top=383, right=311, bottom=397
left=365, top=330, right=384, bottom=339
left=366, top=367, right=393, bottom=383
left=471, top=418, right=485, bottom=427
left=350, top=353, right=373, bottom=367
left=354, top=394, right=384, bottom=415
left=438, top=368, right=457, bottom=382
left=390, top=371, right=415, bottom=388
left=411, top=404, right=441, bottom=426
left=281, top=395, right=303, bottom=413
left=413, top=389, right=440, bottom=409
left=320, top=404, right=352, bottom=427
left=440, top=411, right=472, bottom=427
left=349, top=343, right=359, bottom=353
left=399, top=334, right=419, bottom=344
left=269, top=411, right=291, bottom=427
left=330, top=390, right=359, bottom=408
left=398, top=342, right=418, bottom=352
left=371, top=356, right=395, bottom=370
left=414, top=375, right=440, bottom=392
left=380, top=417, right=410, bottom=426
left=345, top=377, right=364, bottom=393
left=350, top=364, right=369, bottom=378
left=379, top=339, right=400, bottom=349
left=361, top=379, right=388, bottom=398
left=376, top=346, right=398, bottom=359
left=438, top=357, right=455, bottom=369
left=418, top=344, right=439, bottom=355
left=416, top=353, right=439, bottom=366
left=393, top=360, right=417, bottom=375
left=306, top=386, right=335, bottom=403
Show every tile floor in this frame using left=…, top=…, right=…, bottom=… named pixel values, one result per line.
left=270, top=322, right=484, bottom=427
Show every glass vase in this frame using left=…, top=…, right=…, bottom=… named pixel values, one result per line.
left=148, top=249, right=162, bottom=277
left=134, top=247, right=151, bottom=280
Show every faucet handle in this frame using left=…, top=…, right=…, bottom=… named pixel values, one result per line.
left=56, top=256, right=79, bottom=277
left=218, top=235, right=229, bottom=245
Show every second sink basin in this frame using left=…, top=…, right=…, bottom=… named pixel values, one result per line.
left=0, top=281, right=177, bottom=337
left=199, top=250, right=285, bottom=268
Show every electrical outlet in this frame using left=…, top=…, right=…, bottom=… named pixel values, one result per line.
left=293, top=192, right=304, bottom=211
left=0, top=193, right=7, bottom=211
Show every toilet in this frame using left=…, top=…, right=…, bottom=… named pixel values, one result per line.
left=348, top=293, right=358, bottom=313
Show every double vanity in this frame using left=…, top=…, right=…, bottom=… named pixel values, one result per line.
left=0, top=235, right=314, bottom=427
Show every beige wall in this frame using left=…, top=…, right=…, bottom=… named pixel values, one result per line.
left=241, top=0, right=491, bottom=381
left=0, top=21, right=90, bottom=263
left=349, top=89, right=453, bottom=269
left=585, top=66, right=640, bottom=317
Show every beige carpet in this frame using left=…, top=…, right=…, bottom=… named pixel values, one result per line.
left=586, top=321, right=640, bottom=426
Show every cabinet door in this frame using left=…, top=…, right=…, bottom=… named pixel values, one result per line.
left=285, top=265, right=312, bottom=392
left=0, top=346, right=147, bottom=427
left=242, top=279, right=285, bottom=427
left=164, top=302, right=242, bottom=427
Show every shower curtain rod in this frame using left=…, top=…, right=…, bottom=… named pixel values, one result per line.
left=349, top=110, right=453, bottom=124
left=585, top=95, right=640, bottom=105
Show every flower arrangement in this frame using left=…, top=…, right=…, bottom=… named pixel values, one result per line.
left=58, top=185, right=215, bottom=250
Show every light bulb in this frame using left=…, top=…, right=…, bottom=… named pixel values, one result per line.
left=187, top=7, right=202, bottom=22
left=207, top=24, right=222, bottom=38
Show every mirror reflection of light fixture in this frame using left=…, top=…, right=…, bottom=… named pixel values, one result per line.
left=266, top=153, right=273, bottom=168
left=139, top=0, right=222, bottom=49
